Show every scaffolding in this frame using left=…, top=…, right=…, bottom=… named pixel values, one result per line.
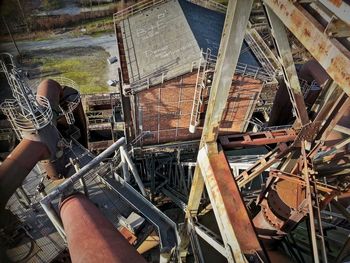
left=2, top=0, right=350, bottom=262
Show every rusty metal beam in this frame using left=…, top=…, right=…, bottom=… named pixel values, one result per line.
left=265, top=5, right=310, bottom=126
left=318, top=0, right=350, bottom=25
left=219, top=128, right=297, bottom=149
left=263, top=0, right=350, bottom=96
left=269, top=169, right=339, bottom=194
left=236, top=143, right=288, bottom=188
left=201, top=1, right=254, bottom=143
left=186, top=0, right=254, bottom=218
left=197, top=145, right=268, bottom=262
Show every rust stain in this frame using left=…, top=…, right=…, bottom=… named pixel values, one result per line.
left=329, top=0, right=342, bottom=7
left=317, top=41, right=330, bottom=57
left=209, top=151, right=263, bottom=252
left=290, top=10, right=302, bottom=35
left=138, top=73, right=262, bottom=145
left=303, top=28, right=311, bottom=38
left=327, top=55, right=350, bottom=89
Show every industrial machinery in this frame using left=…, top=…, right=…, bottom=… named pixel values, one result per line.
left=0, top=0, right=350, bottom=262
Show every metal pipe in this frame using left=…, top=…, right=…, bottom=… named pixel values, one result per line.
left=59, top=193, right=146, bottom=263
left=0, top=78, right=63, bottom=197
left=299, top=59, right=329, bottom=87
left=120, top=146, right=130, bottom=182
left=41, top=201, right=66, bottom=241
left=69, top=157, right=89, bottom=197
left=120, top=147, right=147, bottom=197
left=41, top=137, right=126, bottom=205
left=0, top=139, right=50, bottom=210
left=36, top=79, right=63, bottom=115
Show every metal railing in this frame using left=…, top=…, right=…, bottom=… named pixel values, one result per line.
left=189, top=49, right=214, bottom=133
left=244, top=29, right=277, bottom=78
left=113, top=0, right=167, bottom=25
left=205, top=51, right=273, bottom=82
left=0, top=96, right=53, bottom=132
left=0, top=53, right=53, bottom=135
left=124, top=59, right=201, bottom=95
left=40, top=137, right=180, bottom=262
left=51, top=77, right=81, bottom=125
left=187, top=0, right=227, bottom=13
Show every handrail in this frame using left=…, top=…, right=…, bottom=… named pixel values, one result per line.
left=125, top=55, right=272, bottom=95
left=124, top=58, right=201, bottom=95
left=187, top=0, right=227, bottom=13
left=0, top=96, right=53, bottom=132
left=51, top=77, right=81, bottom=125
left=244, top=32, right=275, bottom=76
left=113, top=0, right=227, bottom=26
left=113, top=0, right=167, bottom=25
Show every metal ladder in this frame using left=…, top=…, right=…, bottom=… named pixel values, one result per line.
left=244, top=29, right=277, bottom=77
left=189, top=49, right=212, bottom=133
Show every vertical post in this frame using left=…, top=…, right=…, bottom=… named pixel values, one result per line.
left=120, top=147, right=147, bottom=197
left=41, top=201, right=66, bottom=241
left=185, top=1, right=262, bottom=262
left=120, top=145, right=130, bottom=182
left=186, top=0, right=254, bottom=217
left=70, top=157, right=89, bottom=197
left=265, top=6, right=309, bottom=126
left=2, top=16, right=21, bottom=57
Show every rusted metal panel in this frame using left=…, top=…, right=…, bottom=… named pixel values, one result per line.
left=263, top=0, right=350, bottom=95
left=119, top=226, right=138, bottom=245
left=197, top=145, right=268, bottom=262
left=328, top=0, right=342, bottom=7
left=269, top=169, right=338, bottom=194
left=136, top=74, right=262, bottom=145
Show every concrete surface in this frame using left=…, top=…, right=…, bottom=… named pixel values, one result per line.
left=120, top=0, right=202, bottom=83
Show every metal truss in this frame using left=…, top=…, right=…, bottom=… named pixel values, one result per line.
left=184, top=0, right=350, bottom=262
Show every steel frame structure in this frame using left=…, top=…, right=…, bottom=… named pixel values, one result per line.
left=184, top=0, right=350, bottom=262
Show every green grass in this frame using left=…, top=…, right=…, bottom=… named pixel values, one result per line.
left=67, top=17, right=114, bottom=38
left=30, top=47, right=110, bottom=94
left=42, top=0, right=64, bottom=11
left=81, top=17, right=114, bottom=37
left=83, top=17, right=114, bottom=29
left=215, top=0, right=228, bottom=6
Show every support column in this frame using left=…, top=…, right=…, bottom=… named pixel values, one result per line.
left=186, top=0, right=255, bottom=218
left=265, top=5, right=310, bottom=126
left=185, top=1, right=267, bottom=262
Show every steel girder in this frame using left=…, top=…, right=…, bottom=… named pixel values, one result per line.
left=263, top=0, right=350, bottom=96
